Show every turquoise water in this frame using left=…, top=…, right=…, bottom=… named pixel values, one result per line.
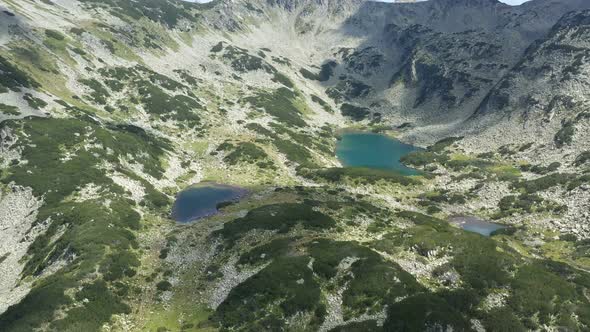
left=172, top=184, right=248, bottom=223
left=450, top=216, right=506, bottom=237
left=336, top=132, right=420, bottom=175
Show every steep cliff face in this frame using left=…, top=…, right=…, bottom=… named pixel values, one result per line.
left=476, top=9, right=590, bottom=119
left=467, top=9, right=590, bottom=155
left=308, top=0, right=590, bottom=134
left=193, top=0, right=590, bottom=143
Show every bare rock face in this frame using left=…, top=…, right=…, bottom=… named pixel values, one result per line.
left=199, top=0, right=590, bottom=146
left=0, top=186, right=44, bottom=314
left=476, top=10, right=590, bottom=118
left=467, top=9, right=590, bottom=150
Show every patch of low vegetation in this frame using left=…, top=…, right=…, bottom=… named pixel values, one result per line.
left=269, top=122, right=332, bottom=156
left=221, top=45, right=276, bottom=74
left=210, top=41, right=223, bottom=53
left=401, top=137, right=525, bottom=182
left=318, top=61, right=337, bottom=81
left=45, top=29, right=65, bottom=41
left=429, top=137, right=464, bottom=152
left=271, top=72, right=294, bottom=88
left=554, top=120, right=575, bottom=147
left=309, top=239, right=421, bottom=319
left=243, top=88, right=306, bottom=127
left=400, top=138, right=463, bottom=170
left=2, top=117, right=170, bottom=204
left=23, top=93, right=48, bottom=109
left=340, top=103, right=370, bottom=121
left=307, top=167, right=420, bottom=186
left=0, top=197, right=141, bottom=331
left=137, top=81, right=202, bottom=128
left=245, top=123, right=321, bottom=169
left=327, top=78, right=371, bottom=102
left=217, top=141, right=270, bottom=166
left=329, top=320, right=380, bottom=332
left=173, top=69, right=199, bottom=87
left=575, top=151, right=590, bottom=166
left=508, top=261, right=590, bottom=329
left=213, top=203, right=336, bottom=246
left=384, top=293, right=471, bottom=331
left=0, top=55, right=40, bottom=92
left=376, top=212, right=589, bottom=330
left=0, top=115, right=175, bottom=331
left=418, top=190, right=469, bottom=206
left=520, top=161, right=561, bottom=175
left=311, top=94, right=333, bottom=113
left=79, top=78, right=110, bottom=105
left=0, top=103, right=20, bottom=116
left=238, top=238, right=293, bottom=266
left=299, top=61, right=337, bottom=82
left=495, top=194, right=566, bottom=219
left=271, top=56, right=291, bottom=67
left=512, top=173, right=577, bottom=193
left=299, top=67, right=319, bottom=80
left=202, top=188, right=590, bottom=332
left=275, top=138, right=317, bottom=169
left=213, top=256, right=325, bottom=330
left=94, top=66, right=201, bottom=126
left=401, top=151, right=447, bottom=167
left=156, top=280, right=172, bottom=292
left=78, top=0, right=203, bottom=28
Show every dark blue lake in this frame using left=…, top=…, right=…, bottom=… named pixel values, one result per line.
left=336, top=132, right=420, bottom=175
left=450, top=216, right=506, bottom=237
left=172, top=183, right=248, bottom=223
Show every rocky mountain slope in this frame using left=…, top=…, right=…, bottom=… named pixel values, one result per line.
left=0, top=0, right=589, bottom=331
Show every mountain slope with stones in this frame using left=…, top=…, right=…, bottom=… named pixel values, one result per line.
left=0, top=0, right=590, bottom=331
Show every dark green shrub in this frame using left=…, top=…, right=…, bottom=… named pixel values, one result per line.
left=223, top=142, right=269, bottom=165
left=210, top=42, right=223, bottom=53
left=299, top=68, right=319, bottom=80
left=272, top=72, right=294, bottom=88
left=45, top=29, right=65, bottom=40
left=238, top=238, right=292, bottom=266
left=0, top=103, right=19, bottom=115
left=156, top=281, right=172, bottom=291
left=428, top=137, right=463, bottom=152
left=243, top=88, right=305, bottom=127
left=383, top=293, right=470, bottom=331
left=213, top=256, right=324, bottom=330
left=310, top=167, right=420, bottom=186
left=311, top=94, right=334, bottom=113
left=554, top=121, right=575, bottom=147
left=340, top=103, right=369, bottom=121
left=23, top=93, right=48, bottom=109
left=575, top=151, right=590, bottom=166
left=0, top=55, right=40, bottom=92
left=214, top=203, right=335, bottom=246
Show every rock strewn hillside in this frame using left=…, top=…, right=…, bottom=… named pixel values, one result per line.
left=0, top=0, right=589, bottom=331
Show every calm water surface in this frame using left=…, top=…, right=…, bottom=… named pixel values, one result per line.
left=336, top=132, right=420, bottom=175
left=172, top=183, right=248, bottom=223
left=450, top=216, right=506, bottom=237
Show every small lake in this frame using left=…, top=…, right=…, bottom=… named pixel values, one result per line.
left=336, top=132, right=420, bottom=175
left=450, top=216, right=506, bottom=237
left=171, top=183, right=248, bottom=223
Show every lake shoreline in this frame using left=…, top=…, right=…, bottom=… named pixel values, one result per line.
left=171, top=183, right=249, bottom=224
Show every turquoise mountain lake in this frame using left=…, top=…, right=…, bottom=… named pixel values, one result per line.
left=336, top=132, right=420, bottom=175
left=450, top=216, right=506, bottom=237
left=172, top=183, right=248, bottom=223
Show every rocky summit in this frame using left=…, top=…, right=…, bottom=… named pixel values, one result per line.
left=0, top=0, right=590, bottom=331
